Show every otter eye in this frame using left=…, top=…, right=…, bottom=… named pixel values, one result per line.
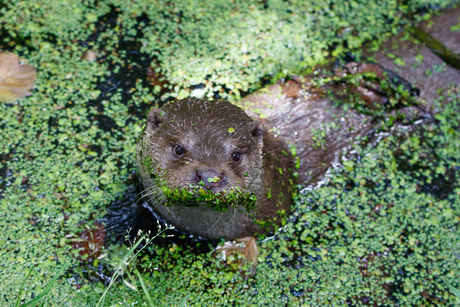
left=232, top=151, right=242, bottom=162
left=174, top=145, right=185, bottom=156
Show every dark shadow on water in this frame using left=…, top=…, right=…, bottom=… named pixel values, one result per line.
left=102, top=173, right=212, bottom=254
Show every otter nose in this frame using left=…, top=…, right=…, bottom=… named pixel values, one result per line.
left=194, top=169, right=225, bottom=190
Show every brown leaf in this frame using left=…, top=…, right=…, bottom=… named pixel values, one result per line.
left=281, top=80, right=301, bottom=98
left=0, top=52, right=36, bottom=103
left=70, top=222, right=106, bottom=261
left=82, top=50, right=97, bottom=61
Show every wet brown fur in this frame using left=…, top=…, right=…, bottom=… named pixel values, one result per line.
left=137, top=98, right=292, bottom=240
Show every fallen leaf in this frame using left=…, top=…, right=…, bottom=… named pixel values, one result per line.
left=82, top=50, right=97, bottom=61
left=0, top=52, right=36, bottom=103
left=70, top=222, right=106, bottom=261
left=281, top=80, right=301, bottom=98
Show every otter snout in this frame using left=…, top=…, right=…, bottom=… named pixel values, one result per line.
left=194, top=169, right=225, bottom=190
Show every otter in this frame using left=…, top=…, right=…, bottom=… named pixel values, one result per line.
left=136, top=62, right=423, bottom=241
left=136, top=98, right=293, bottom=240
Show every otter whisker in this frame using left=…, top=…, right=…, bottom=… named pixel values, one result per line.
left=136, top=185, right=159, bottom=198
left=246, top=170, right=260, bottom=190
left=146, top=194, right=167, bottom=210
left=138, top=187, right=160, bottom=200
left=228, top=206, right=237, bottom=224
left=208, top=211, right=224, bottom=231
left=138, top=187, right=164, bottom=204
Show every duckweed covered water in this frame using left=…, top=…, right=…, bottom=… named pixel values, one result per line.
left=1, top=0, right=460, bottom=306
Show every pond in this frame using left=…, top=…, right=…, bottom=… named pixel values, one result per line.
left=1, top=1, right=460, bottom=306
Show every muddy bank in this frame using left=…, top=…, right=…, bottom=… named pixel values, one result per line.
left=363, top=7, right=460, bottom=105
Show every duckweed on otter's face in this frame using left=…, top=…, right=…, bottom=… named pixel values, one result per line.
left=142, top=155, right=257, bottom=213
left=155, top=179, right=257, bottom=212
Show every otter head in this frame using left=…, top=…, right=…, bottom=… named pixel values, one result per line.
left=138, top=98, right=265, bottom=212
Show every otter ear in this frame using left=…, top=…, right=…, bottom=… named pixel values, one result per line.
left=250, top=121, right=265, bottom=144
left=146, top=108, right=167, bottom=131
